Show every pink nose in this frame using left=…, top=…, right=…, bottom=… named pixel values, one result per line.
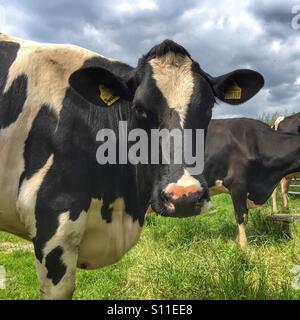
left=163, top=184, right=201, bottom=203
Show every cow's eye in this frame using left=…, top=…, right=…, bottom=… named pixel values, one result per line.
left=134, top=104, right=148, bottom=120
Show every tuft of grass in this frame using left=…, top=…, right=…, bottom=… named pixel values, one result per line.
left=0, top=194, right=300, bottom=300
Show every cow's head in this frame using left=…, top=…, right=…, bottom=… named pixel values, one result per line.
left=70, top=40, right=264, bottom=218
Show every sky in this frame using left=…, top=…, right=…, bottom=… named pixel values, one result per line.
left=0, top=0, right=300, bottom=119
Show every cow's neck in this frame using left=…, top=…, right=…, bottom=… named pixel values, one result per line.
left=72, top=96, right=151, bottom=225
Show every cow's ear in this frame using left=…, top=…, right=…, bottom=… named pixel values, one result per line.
left=69, top=67, right=135, bottom=106
left=208, top=69, right=264, bottom=105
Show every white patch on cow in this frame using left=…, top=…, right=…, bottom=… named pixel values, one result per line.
left=149, top=52, right=194, bottom=127
left=272, top=116, right=285, bottom=130
left=176, top=173, right=202, bottom=190
left=209, top=180, right=230, bottom=196
left=17, top=154, right=54, bottom=238
left=78, top=198, right=142, bottom=269
left=164, top=171, right=202, bottom=197
left=36, top=210, right=88, bottom=300
left=43, top=211, right=87, bottom=260
left=0, top=103, right=31, bottom=238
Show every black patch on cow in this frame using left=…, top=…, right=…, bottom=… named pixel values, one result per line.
left=185, top=62, right=215, bottom=136
left=101, top=198, right=113, bottom=223
left=0, top=74, right=27, bottom=129
left=24, top=103, right=92, bottom=260
left=33, top=150, right=92, bottom=261
left=18, top=171, right=26, bottom=195
left=45, top=246, right=66, bottom=285
left=31, top=101, right=90, bottom=260
left=0, top=41, right=23, bottom=128
left=0, top=41, right=20, bottom=91
left=24, top=105, right=61, bottom=259
left=23, top=105, right=57, bottom=180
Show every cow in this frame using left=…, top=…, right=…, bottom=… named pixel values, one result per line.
left=204, top=118, right=300, bottom=247
left=0, top=34, right=264, bottom=299
left=271, top=113, right=300, bottom=213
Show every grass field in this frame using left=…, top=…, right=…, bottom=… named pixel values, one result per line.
left=0, top=194, right=300, bottom=300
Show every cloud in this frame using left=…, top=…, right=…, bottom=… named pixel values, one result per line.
left=0, top=0, right=299, bottom=118
left=115, top=0, right=159, bottom=15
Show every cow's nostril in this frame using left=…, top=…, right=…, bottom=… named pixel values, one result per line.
left=161, top=191, right=174, bottom=203
left=162, top=189, right=201, bottom=205
left=164, top=183, right=201, bottom=199
left=161, top=191, right=176, bottom=211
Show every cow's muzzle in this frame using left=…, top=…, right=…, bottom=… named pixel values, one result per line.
left=152, top=175, right=210, bottom=217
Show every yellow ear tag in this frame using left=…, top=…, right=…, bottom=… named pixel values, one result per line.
left=224, top=83, right=242, bottom=100
left=99, top=84, right=120, bottom=106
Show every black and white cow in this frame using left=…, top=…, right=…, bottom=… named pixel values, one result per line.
left=204, top=118, right=300, bottom=247
left=271, top=113, right=300, bottom=213
left=0, top=34, right=264, bottom=299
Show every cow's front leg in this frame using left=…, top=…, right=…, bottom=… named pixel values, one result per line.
left=237, top=220, right=247, bottom=248
left=272, top=187, right=278, bottom=213
left=281, top=176, right=292, bottom=210
left=230, top=183, right=248, bottom=248
left=33, top=210, right=87, bottom=300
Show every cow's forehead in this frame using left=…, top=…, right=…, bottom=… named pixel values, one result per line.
left=149, top=52, right=194, bottom=126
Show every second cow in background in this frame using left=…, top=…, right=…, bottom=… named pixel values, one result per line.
left=204, top=117, right=300, bottom=247
left=272, top=113, right=300, bottom=213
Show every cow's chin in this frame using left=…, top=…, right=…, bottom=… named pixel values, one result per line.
left=151, top=193, right=208, bottom=218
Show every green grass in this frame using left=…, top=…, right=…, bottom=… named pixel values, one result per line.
left=1, top=194, right=300, bottom=300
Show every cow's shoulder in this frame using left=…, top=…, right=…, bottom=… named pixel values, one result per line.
left=2, top=35, right=116, bottom=116
left=0, top=33, right=109, bottom=68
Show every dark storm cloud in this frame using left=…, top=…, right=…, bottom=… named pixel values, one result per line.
left=250, top=0, right=293, bottom=24
left=1, top=0, right=299, bottom=118
left=249, top=0, right=295, bottom=39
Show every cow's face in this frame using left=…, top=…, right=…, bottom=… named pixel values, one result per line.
left=126, top=41, right=264, bottom=217
left=69, top=40, right=264, bottom=218
left=129, top=48, right=213, bottom=217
